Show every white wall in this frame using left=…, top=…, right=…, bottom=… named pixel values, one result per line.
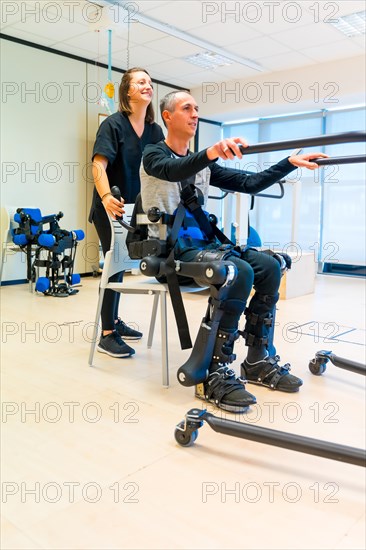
left=1, top=39, right=88, bottom=281
left=0, top=38, right=177, bottom=283
left=190, top=55, right=366, bottom=122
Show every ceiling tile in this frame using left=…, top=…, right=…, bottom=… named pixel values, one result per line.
left=147, top=57, right=210, bottom=77
left=119, top=22, right=169, bottom=44
left=177, top=69, right=232, bottom=88
left=9, top=17, right=89, bottom=44
left=58, top=1, right=103, bottom=27
left=301, top=0, right=366, bottom=18
left=271, top=22, right=348, bottom=49
left=143, top=35, right=206, bottom=57
left=0, top=0, right=24, bottom=28
left=188, top=20, right=263, bottom=46
left=54, top=30, right=129, bottom=57
left=214, top=63, right=262, bottom=80
left=259, top=51, right=317, bottom=72
left=300, top=39, right=366, bottom=62
left=352, top=35, right=366, bottom=47
left=139, top=0, right=207, bottom=30
left=106, top=44, right=172, bottom=69
left=0, top=26, right=55, bottom=47
left=225, top=36, right=291, bottom=59
left=134, top=1, right=171, bottom=12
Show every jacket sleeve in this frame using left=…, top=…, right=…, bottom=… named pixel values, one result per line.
left=209, top=158, right=297, bottom=194
left=143, top=143, right=215, bottom=181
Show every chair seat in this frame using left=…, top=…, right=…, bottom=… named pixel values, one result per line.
left=119, top=276, right=208, bottom=295
left=117, top=277, right=169, bottom=293
left=88, top=216, right=209, bottom=387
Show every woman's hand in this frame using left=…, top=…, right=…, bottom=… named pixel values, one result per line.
left=102, top=193, right=125, bottom=219
left=92, top=154, right=125, bottom=219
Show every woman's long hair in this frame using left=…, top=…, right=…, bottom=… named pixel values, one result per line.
left=118, top=67, right=155, bottom=123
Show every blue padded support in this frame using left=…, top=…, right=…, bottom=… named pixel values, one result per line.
left=13, top=234, right=28, bottom=246
left=71, top=229, right=85, bottom=241
left=38, top=233, right=56, bottom=248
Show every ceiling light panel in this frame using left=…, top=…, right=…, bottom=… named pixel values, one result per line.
left=330, top=10, right=366, bottom=37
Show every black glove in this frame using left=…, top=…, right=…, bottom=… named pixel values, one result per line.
left=273, top=252, right=292, bottom=271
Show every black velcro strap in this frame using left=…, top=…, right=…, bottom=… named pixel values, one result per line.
left=244, top=309, right=273, bottom=327
left=257, top=293, right=279, bottom=306
left=243, top=331, right=268, bottom=347
left=165, top=249, right=192, bottom=350
left=187, top=201, right=215, bottom=241
left=167, top=202, right=187, bottom=248
left=212, top=224, right=234, bottom=246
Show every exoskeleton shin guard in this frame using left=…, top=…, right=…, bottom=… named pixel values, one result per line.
left=242, top=292, right=279, bottom=352
left=177, top=248, right=239, bottom=387
left=176, top=291, right=224, bottom=386
left=177, top=315, right=217, bottom=387
left=211, top=329, right=239, bottom=366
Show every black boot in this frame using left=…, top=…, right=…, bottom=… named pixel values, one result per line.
left=195, top=329, right=257, bottom=413
left=241, top=355, right=303, bottom=392
left=241, top=293, right=303, bottom=392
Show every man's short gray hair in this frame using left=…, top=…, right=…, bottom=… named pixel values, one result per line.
left=160, top=90, right=189, bottom=127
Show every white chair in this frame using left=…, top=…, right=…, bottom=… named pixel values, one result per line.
left=88, top=215, right=207, bottom=387
left=0, top=205, right=38, bottom=290
left=0, top=206, right=12, bottom=284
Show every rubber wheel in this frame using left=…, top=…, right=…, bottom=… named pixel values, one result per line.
left=174, top=423, right=198, bottom=447
left=309, top=359, right=327, bottom=375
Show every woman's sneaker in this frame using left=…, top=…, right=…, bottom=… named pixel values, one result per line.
left=97, top=331, right=135, bottom=358
left=115, top=318, right=143, bottom=340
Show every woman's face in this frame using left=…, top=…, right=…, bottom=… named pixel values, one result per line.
left=128, top=71, right=153, bottom=106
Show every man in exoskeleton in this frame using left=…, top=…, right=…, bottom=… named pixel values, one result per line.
left=140, top=91, right=327, bottom=413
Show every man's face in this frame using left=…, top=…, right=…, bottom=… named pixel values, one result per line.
left=164, top=93, right=199, bottom=139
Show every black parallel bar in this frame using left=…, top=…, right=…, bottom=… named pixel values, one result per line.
left=238, top=131, right=366, bottom=155
left=203, top=413, right=366, bottom=467
left=328, top=353, right=366, bottom=376
left=314, top=155, right=366, bottom=166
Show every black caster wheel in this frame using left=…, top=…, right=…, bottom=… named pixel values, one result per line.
left=174, top=422, right=198, bottom=447
left=309, top=358, right=327, bottom=375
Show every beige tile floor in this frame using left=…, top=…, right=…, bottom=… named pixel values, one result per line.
left=1, top=273, right=365, bottom=550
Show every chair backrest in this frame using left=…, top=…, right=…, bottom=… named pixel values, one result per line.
left=0, top=207, right=11, bottom=247
left=100, top=213, right=140, bottom=289
left=2, top=206, right=37, bottom=244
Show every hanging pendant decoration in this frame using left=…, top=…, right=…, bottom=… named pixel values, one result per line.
left=126, top=7, right=131, bottom=70
left=100, top=29, right=115, bottom=115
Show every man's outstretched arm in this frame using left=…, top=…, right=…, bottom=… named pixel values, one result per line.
left=143, top=137, right=249, bottom=182
left=209, top=152, right=327, bottom=195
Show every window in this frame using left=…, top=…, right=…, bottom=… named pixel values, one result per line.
left=222, top=107, right=366, bottom=270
